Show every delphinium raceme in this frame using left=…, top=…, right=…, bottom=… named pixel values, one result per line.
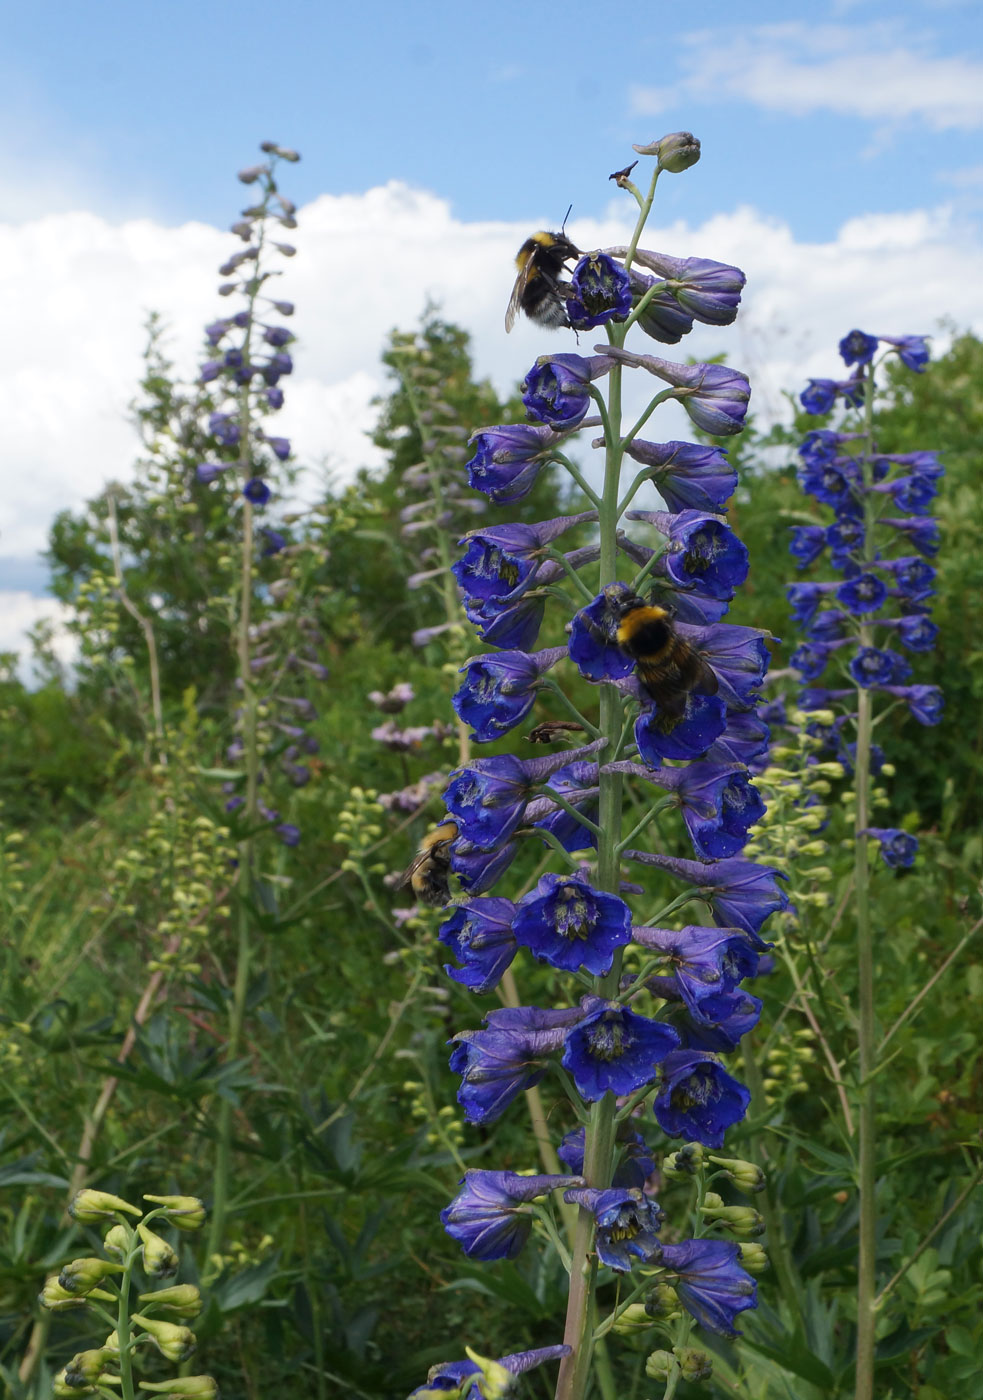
left=409, top=134, right=787, bottom=1400
left=191, top=142, right=325, bottom=1256
left=42, top=1188, right=214, bottom=1400
left=787, top=329, right=940, bottom=1400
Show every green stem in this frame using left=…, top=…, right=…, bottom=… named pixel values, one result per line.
left=854, top=363, right=878, bottom=1400
left=116, top=1236, right=137, bottom=1400
left=554, top=270, right=629, bottom=1400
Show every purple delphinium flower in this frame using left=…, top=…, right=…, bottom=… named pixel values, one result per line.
left=568, top=587, right=635, bottom=682
left=243, top=478, right=271, bottom=505
left=563, top=1186, right=664, bottom=1272
left=849, top=647, right=908, bottom=688
left=560, top=1000, right=680, bottom=1100
left=879, top=334, right=930, bottom=372
left=653, top=1049, right=751, bottom=1147
left=453, top=646, right=566, bottom=742
left=657, top=1239, right=757, bottom=1336
left=450, top=1005, right=581, bottom=1123
left=454, top=513, right=596, bottom=605
left=880, top=556, right=936, bottom=601
left=789, top=525, right=827, bottom=569
left=705, top=709, right=771, bottom=766
left=450, top=836, right=520, bottom=896
left=627, top=510, right=749, bottom=600
left=680, top=989, right=763, bottom=1054
left=634, top=692, right=729, bottom=765
left=410, top=1346, right=572, bottom=1399
left=528, top=761, right=600, bottom=853
left=522, top=353, right=614, bottom=427
left=444, top=741, right=602, bottom=851
left=439, top=897, right=518, bottom=994
left=838, top=329, right=878, bottom=366
left=440, top=1170, right=580, bottom=1261
left=634, top=250, right=746, bottom=326
left=672, top=621, right=772, bottom=710
left=512, top=873, right=632, bottom=975
left=880, top=517, right=940, bottom=557
left=895, top=615, right=938, bottom=651
left=603, top=346, right=750, bottom=436
left=622, top=439, right=737, bottom=515
left=863, top=827, right=919, bottom=869
left=558, top=1124, right=655, bottom=1190
left=879, top=684, right=944, bottom=725
left=466, top=423, right=575, bottom=504
left=622, top=851, right=789, bottom=942
left=624, top=761, right=765, bottom=861
left=836, top=572, right=887, bottom=616
left=632, top=925, right=760, bottom=1017
left=566, top=253, right=632, bottom=329
left=196, top=462, right=231, bottom=485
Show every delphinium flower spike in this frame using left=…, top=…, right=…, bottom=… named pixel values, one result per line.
left=423, top=135, right=784, bottom=1399
left=779, top=330, right=939, bottom=1400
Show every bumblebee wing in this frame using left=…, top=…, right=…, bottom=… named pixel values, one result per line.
left=398, top=848, right=432, bottom=889
left=505, top=258, right=535, bottom=333
left=692, top=653, right=719, bottom=696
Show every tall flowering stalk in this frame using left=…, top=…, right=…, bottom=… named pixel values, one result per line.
left=191, top=142, right=311, bottom=1258
left=788, top=330, right=940, bottom=1400
left=410, top=134, right=787, bottom=1400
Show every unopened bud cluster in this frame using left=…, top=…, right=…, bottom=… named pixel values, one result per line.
left=46, top=1188, right=213, bottom=1398
left=109, top=723, right=234, bottom=968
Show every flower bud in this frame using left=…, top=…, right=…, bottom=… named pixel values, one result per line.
left=54, top=1368, right=93, bottom=1396
left=69, top=1190, right=141, bottom=1223
left=644, top=1282, right=681, bottom=1319
left=40, top=1275, right=90, bottom=1310
left=738, top=1242, right=770, bottom=1275
left=702, top=1191, right=725, bottom=1210
left=138, top=1379, right=218, bottom=1399
left=137, top=1224, right=180, bottom=1278
left=675, top=1346, right=713, bottom=1381
left=662, top=1142, right=704, bottom=1177
left=58, top=1257, right=124, bottom=1294
left=139, top=1284, right=203, bottom=1318
left=610, top=1302, right=653, bottom=1335
left=103, top=1224, right=131, bottom=1261
left=63, top=1350, right=109, bottom=1388
left=699, top=1203, right=766, bottom=1236
left=130, top=1315, right=197, bottom=1363
left=103, top=1331, right=121, bottom=1355
left=633, top=131, right=701, bottom=172
left=645, top=1350, right=672, bottom=1382
left=709, top=1155, right=767, bottom=1193
left=143, top=1195, right=206, bottom=1231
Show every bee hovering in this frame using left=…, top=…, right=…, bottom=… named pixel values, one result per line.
left=505, top=211, right=580, bottom=333
left=611, top=591, right=718, bottom=727
left=399, top=820, right=458, bottom=907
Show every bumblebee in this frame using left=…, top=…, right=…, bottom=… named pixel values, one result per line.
left=399, top=820, right=458, bottom=907
left=612, top=591, right=718, bottom=725
left=505, top=228, right=581, bottom=333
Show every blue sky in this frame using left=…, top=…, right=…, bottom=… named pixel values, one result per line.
left=2, top=0, right=982, bottom=663
left=4, top=0, right=982, bottom=235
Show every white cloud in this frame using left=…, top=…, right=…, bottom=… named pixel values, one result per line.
left=2, top=178, right=982, bottom=664
left=631, top=22, right=983, bottom=130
